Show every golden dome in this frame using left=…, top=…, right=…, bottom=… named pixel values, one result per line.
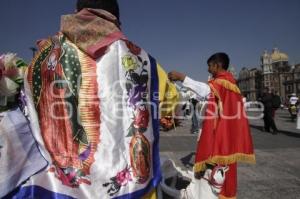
left=271, top=48, right=288, bottom=62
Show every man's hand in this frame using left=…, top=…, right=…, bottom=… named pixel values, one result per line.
left=168, top=71, right=186, bottom=82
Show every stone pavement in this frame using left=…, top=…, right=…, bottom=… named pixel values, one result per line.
left=249, top=108, right=300, bottom=136
left=159, top=109, right=300, bottom=199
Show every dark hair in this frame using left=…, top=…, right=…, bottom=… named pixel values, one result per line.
left=77, top=0, right=120, bottom=21
left=207, top=52, right=230, bottom=70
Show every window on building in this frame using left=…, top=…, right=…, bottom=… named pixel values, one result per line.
left=265, top=76, right=269, bottom=81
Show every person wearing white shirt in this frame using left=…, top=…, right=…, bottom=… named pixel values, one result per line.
left=168, top=52, right=255, bottom=199
left=289, top=93, right=299, bottom=105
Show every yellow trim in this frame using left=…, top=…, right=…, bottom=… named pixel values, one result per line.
left=208, top=82, right=223, bottom=112
left=142, top=189, right=157, bottom=199
left=214, top=79, right=241, bottom=94
left=76, top=40, right=101, bottom=173
left=208, top=79, right=241, bottom=129
left=219, top=194, right=237, bottom=199
left=194, top=153, right=256, bottom=173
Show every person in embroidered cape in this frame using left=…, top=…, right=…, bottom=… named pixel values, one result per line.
left=8, top=0, right=178, bottom=199
left=168, top=52, right=255, bottom=199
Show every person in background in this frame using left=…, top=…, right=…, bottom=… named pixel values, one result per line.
left=168, top=52, right=255, bottom=199
left=289, top=93, right=299, bottom=107
left=288, top=93, right=299, bottom=122
left=271, top=90, right=281, bottom=118
left=261, top=88, right=279, bottom=134
left=190, top=95, right=200, bottom=134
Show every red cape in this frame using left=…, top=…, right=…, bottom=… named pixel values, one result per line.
left=194, top=72, right=255, bottom=172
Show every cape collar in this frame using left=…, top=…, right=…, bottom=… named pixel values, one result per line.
left=210, top=71, right=236, bottom=84
left=60, top=8, right=126, bottom=58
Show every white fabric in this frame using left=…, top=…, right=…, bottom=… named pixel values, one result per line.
left=182, top=77, right=210, bottom=100
left=0, top=77, right=19, bottom=97
left=0, top=108, right=47, bottom=198
left=289, top=96, right=298, bottom=105
left=181, top=77, right=209, bottom=135
left=22, top=40, right=158, bottom=199
left=159, top=159, right=228, bottom=199
left=180, top=168, right=226, bottom=199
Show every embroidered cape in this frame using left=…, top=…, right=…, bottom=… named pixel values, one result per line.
left=10, top=8, right=178, bottom=199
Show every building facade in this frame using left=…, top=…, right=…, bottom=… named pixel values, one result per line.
left=249, top=68, right=263, bottom=100
left=238, top=67, right=250, bottom=98
left=282, top=63, right=300, bottom=102
left=261, top=48, right=290, bottom=100
left=238, top=48, right=297, bottom=102
left=237, top=67, right=262, bottom=101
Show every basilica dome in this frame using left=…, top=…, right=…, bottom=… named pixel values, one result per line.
left=271, top=48, right=288, bottom=62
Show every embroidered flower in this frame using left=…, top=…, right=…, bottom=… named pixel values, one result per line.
left=125, top=41, right=141, bottom=56
left=134, top=105, right=149, bottom=131
left=122, top=55, right=138, bottom=71
left=50, top=166, right=91, bottom=188
left=116, top=167, right=132, bottom=186
left=103, top=166, right=132, bottom=196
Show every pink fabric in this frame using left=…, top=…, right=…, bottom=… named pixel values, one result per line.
left=60, top=8, right=125, bottom=59
left=87, top=31, right=126, bottom=59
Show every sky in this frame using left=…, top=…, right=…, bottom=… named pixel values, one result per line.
left=0, top=0, right=300, bottom=81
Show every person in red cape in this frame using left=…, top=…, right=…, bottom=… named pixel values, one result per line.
left=168, top=52, right=255, bottom=199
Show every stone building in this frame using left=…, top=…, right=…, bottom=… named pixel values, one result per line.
left=261, top=48, right=290, bottom=100
left=282, top=63, right=300, bottom=102
left=237, top=67, right=262, bottom=101
left=249, top=68, right=263, bottom=100
left=238, top=67, right=250, bottom=98
left=238, top=48, right=293, bottom=101
left=293, top=64, right=300, bottom=94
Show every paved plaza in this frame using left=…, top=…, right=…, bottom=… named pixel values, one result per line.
left=159, top=109, right=300, bottom=199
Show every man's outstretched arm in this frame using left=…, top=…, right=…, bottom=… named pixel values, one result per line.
left=168, top=71, right=210, bottom=99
